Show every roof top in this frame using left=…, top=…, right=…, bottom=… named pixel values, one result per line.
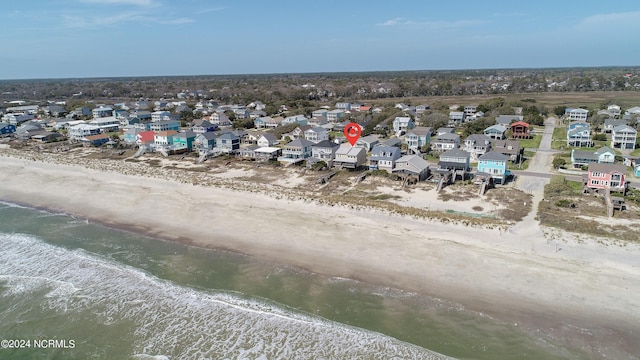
left=440, top=148, right=470, bottom=158
left=588, top=163, right=626, bottom=174
left=479, top=151, right=509, bottom=162
left=312, top=139, right=339, bottom=148
left=286, top=138, right=314, bottom=148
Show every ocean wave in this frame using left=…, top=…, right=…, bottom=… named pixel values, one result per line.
left=0, top=232, right=451, bottom=359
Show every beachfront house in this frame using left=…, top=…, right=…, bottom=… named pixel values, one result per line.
left=611, top=125, right=637, bottom=150
left=333, top=143, right=366, bottom=170
left=405, top=127, right=433, bottom=152
left=154, top=130, right=178, bottom=147
left=194, top=132, right=217, bottom=151
left=173, top=131, right=196, bottom=151
left=69, top=123, right=101, bottom=142
left=279, top=138, right=314, bottom=163
left=483, top=124, right=508, bottom=140
left=0, top=122, right=16, bottom=135
left=135, top=131, right=155, bottom=147
left=477, top=151, right=510, bottom=185
left=309, top=140, right=340, bottom=167
left=123, top=128, right=141, bottom=144
left=438, top=148, right=470, bottom=171
left=82, top=133, right=110, bottom=147
left=217, top=132, right=240, bottom=152
left=392, top=155, right=430, bottom=181
left=431, top=133, right=460, bottom=153
left=463, top=134, right=492, bottom=160
left=368, top=145, right=401, bottom=172
left=254, top=147, right=282, bottom=161
left=571, top=147, right=616, bottom=168
left=584, top=163, right=627, bottom=194
left=567, top=121, right=592, bottom=147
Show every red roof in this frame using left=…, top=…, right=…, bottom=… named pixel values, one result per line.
left=511, top=121, right=530, bottom=128
left=137, top=130, right=155, bottom=143
left=359, top=106, right=372, bottom=111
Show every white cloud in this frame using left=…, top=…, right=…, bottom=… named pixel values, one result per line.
left=196, top=7, right=226, bottom=15
left=62, top=11, right=193, bottom=29
left=161, top=17, right=194, bottom=25
left=578, top=11, right=640, bottom=25
left=378, top=17, right=488, bottom=29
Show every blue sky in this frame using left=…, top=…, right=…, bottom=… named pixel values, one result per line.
left=1, top=0, right=639, bottom=79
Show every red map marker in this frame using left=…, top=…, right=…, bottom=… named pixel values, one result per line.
left=344, top=122, right=362, bottom=146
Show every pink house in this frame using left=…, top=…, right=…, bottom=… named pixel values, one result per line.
left=585, top=163, right=627, bottom=193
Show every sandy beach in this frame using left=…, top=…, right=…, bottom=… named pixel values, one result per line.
left=1, top=148, right=639, bottom=358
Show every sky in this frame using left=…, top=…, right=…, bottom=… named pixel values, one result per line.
left=1, top=0, right=640, bottom=79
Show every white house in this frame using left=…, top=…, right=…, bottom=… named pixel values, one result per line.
left=92, top=106, right=113, bottom=118
left=69, top=123, right=101, bottom=141
left=611, top=125, right=637, bottom=150
left=303, top=127, right=329, bottom=143
left=566, top=108, right=589, bottom=121
left=392, top=117, right=414, bottom=134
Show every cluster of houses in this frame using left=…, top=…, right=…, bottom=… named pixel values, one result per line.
left=2, top=100, right=640, bottom=193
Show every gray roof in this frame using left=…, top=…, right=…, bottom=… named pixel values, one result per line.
left=612, top=124, right=637, bottom=133
left=435, top=133, right=460, bottom=141
left=465, top=134, right=491, bottom=143
left=436, top=127, right=455, bottom=134
left=407, top=126, right=433, bottom=136
left=495, top=115, right=523, bottom=125
left=572, top=150, right=598, bottom=161
left=594, top=146, right=615, bottom=155
left=312, top=139, right=339, bottom=149
left=604, top=118, right=626, bottom=127
left=370, top=145, right=401, bottom=160
left=286, top=138, right=314, bottom=148
left=479, top=151, right=509, bottom=162
left=174, top=130, right=196, bottom=139
left=440, top=148, right=470, bottom=158
left=484, top=124, right=507, bottom=133
left=395, top=155, right=430, bottom=172
left=588, top=163, right=626, bottom=174
left=198, top=132, right=217, bottom=140
left=260, top=133, right=277, bottom=142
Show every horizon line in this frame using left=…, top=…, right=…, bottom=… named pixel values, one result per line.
left=2, top=65, right=640, bottom=82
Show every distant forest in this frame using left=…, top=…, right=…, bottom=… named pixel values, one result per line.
left=1, top=67, right=639, bottom=105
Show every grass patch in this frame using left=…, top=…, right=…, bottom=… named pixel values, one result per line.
left=367, top=194, right=401, bottom=201
left=519, top=135, right=542, bottom=150
left=551, top=126, right=567, bottom=150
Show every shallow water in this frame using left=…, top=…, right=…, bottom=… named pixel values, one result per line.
left=0, top=202, right=583, bottom=359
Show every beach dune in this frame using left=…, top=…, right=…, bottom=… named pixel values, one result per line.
left=1, top=152, right=639, bottom=358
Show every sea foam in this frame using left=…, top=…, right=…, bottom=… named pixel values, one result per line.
left=0, top=233, right=451, bottom=359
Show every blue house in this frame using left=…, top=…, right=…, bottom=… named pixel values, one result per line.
left=478, top=151, right=510, bottom=184
left=566, top=121, right=592, bottom=147
left=0, top=122, right=16, bottom=135
left=217, top=132, right=240, bottom=152
left=635, top=163, right=640, bottom=177
left=405, top=127, right=433, bottom=152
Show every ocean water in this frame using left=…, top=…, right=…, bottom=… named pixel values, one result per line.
left=0, top=201, right=583, bottom=359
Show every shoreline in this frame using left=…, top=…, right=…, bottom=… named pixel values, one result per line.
left=1, top=150, right=640, bottom=357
